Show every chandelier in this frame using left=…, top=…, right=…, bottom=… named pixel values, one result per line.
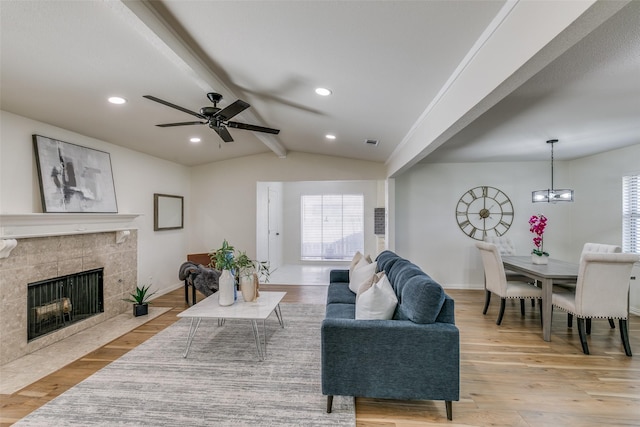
left=532, top=139, right=574, bottom=203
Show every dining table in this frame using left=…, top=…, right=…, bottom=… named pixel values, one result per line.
left=501, top=256, right=579, bottom=342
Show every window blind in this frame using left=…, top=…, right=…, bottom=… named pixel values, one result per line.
left=301, top=194, right=364, bottom=260
left=622, top=175, right=640, bottom=254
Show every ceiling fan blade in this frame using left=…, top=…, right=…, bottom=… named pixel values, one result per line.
left=143, top=95, right=206, bottom=120
left=156, top=121, right=207, bottom=127
left=215, top=99, right=250, bottom=121
left=227, top=121, right=280, bottom=135
left=213, top=125, right=234, bottom=143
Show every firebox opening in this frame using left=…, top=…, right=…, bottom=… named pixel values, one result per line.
left=27, top=268, right=104, bottom=341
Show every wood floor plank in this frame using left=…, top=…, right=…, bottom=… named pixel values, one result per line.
left=1, top=286, right=639, bottom=427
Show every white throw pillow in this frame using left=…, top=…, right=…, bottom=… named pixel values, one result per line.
left=349, top=251, right=363, bottom=276
left=355, top=273, right=398, bottom=320
left=349, top=259, right=376, bottom=293
left=356, top=271, right=384, bottom=302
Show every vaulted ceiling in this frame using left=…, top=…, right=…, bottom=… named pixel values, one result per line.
left=1, top=1, right=638, bottom=173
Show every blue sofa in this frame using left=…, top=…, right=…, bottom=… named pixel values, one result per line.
left=321, top=250, right=460, bottom=420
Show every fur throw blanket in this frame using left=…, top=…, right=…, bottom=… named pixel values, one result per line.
left=179, top=261, right=221, bottom=297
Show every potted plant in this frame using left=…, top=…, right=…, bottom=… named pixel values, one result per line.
left=235, top=250, right=270, bottom=302
left=211, top=239, right=237, bottom=306
left=529, top=214, right=549, bottom=264
left=209, top=241, right=271, bottom=304
left=123, top=284, right=156, bottom=317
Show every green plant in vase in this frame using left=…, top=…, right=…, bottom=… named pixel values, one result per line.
left=123, top=284, right=156, bottom=316
left=210, top=239, right=236, bottom=271
left=211, top=239, right=237, bottom=306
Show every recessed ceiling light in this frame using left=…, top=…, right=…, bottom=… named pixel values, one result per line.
left=108, top=96, right=127, bottom=104
left=190, top=137, right=201, bottom=143
left=315, top=87, right=332, bottom=96
left=325, top=134, right=336, bottom=140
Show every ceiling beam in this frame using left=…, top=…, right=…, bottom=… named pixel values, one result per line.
left=386, top=0, right=628, bottom=177
left=118, top=0, right=287, bottom=158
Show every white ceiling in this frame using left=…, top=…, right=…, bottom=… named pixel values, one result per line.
left=1, top=1, right=638, bottom=169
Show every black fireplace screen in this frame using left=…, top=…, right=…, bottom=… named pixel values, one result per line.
left=27, top=268, right=104, bottom=341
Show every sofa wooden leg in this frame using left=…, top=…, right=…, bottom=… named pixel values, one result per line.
left=326, top=395, right=333, bottom=413
left=496, top=298, right=506, bottom=325
left=609, top=318, right=616, bottom=329
left=445, top=400, right=452, bottom=421
left=619, top=319, right=632, bottom=357
left=567, top=313, right=573, bottom=328
left=520, top=299, right=525, bottom=316
left=482, top=290, right=491, bottom=315
left=586, top=318, right=592, bottom=335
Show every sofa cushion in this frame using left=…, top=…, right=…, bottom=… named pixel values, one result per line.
left=326, top=282, right=357, bottom=305
left=325, top=302, right=356, bottom=319
left=356, top=273, right=398, bottom=320
left=329, top=269, right=349, bottom=284
left=390, top=264, right=425, bottom=295
left=386, top=258, right=413, bottom=285
left=349, top=260, right=377, bottom=293
left=376, top=250, right=400, bottom=273
left=393, top=275, right=445, bottom=324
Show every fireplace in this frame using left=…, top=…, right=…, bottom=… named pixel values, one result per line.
left=0, top=228, right=138, bottom=366
left=27, top=268, right=104, bottom=341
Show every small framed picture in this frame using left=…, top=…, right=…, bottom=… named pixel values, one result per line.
left=154, top=193, right=184, bottom=230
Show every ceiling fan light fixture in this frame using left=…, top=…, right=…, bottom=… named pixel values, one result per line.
left=532, top=139, right=574, bottom=203
left=108, top=96, right=127, bottom=104
left=315, top=87, right=332, bottom=96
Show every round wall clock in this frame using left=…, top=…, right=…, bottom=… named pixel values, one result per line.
left=455, top=186, right=514, bottom=240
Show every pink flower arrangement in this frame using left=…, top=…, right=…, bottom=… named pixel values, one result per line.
left=529, top=214, right=549, bottom=256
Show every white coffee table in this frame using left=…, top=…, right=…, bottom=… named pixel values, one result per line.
left=177, top=291, right=286, bottom=361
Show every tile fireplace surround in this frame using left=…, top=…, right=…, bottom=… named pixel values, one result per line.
left=0, top=229, right=138, bottom=365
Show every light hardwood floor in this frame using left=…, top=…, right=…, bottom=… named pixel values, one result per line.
left=1, top=286, right=639, bottom=426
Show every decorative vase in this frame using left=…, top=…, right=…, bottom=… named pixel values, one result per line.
left=133, top=303, right=148, bottom=317
left=218, top=269, right=235, bottom=306
left=532, top=254, right=549, bottom=265
left=240, top=273, right=259, bottom=302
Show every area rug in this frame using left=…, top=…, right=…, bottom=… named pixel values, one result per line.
left=15, top=304, right=354, bottom=426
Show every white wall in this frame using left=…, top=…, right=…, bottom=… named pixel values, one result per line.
left=0, top=111, right=191, bottom=296
left=280, top=180, right=382, bottom=265
left=189, top=152, right=386, bottom=259
left=395, top=160, right=574, bottom=288
left=395, top=143, right=640, bottom=312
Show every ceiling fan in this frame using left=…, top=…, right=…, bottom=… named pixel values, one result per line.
left=143, top=92, right=280, bottom=143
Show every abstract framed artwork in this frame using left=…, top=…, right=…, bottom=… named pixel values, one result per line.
left=154, top=193, right=184, bottom=230
left=33, top=134, right=118, bottom=213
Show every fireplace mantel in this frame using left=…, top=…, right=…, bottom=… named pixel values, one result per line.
left=0, top=213, right=141, bottom=239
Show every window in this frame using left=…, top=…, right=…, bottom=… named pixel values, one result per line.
left=623, top=174, right=640, bottom=254
left=301, top=194, right=364, bottom=260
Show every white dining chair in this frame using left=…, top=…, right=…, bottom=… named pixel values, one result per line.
left=555, top=243, right=622, bottom=329
left=476, top=242, right=542, bottom=325
left=551, top=252, right=639, bottom=356
left=484, top=236, right=536, bottom=304
left=554, top=243, right=622, bottom=291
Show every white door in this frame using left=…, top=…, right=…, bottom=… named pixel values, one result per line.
left=267, top=186, right=283, bottom=271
